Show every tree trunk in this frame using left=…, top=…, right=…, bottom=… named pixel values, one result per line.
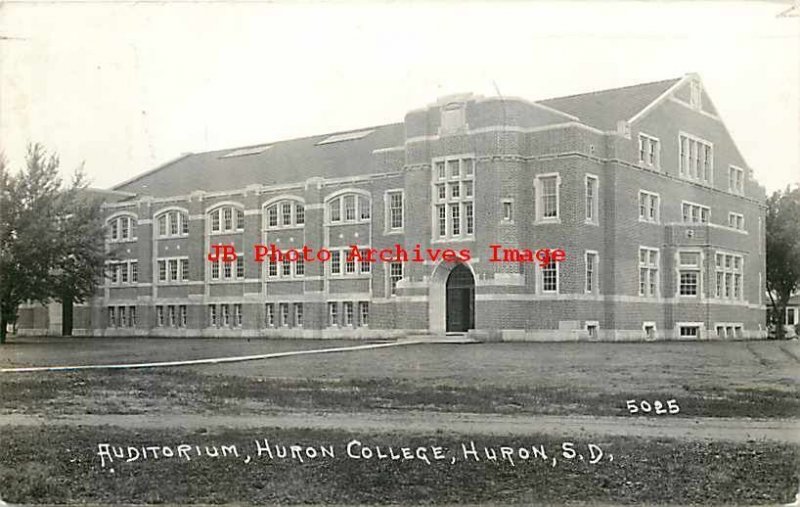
left=61, top=298, right=73, bottom=337
left=0, top=315, right=7, bottom=344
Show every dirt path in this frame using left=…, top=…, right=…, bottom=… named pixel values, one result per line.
left=1, top=411, right=797, bottom=443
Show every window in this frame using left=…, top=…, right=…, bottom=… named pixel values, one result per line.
left=281, top=203, right=292, bottom=226
left=223, top=260, right=232, bottom=279
left=179, top=305, right=187, bottom=327
left=448, top=159, right=460, bottom=179
left=280, top=303, right=289, bottom=327
left=359, top=302, right=369, bottom=327
left=387, top=191, right=404, bottom=230
left=120, top=262, right=129, bottom=283
left=541, top=261, right=558, bottom=293
left=115, top=306, right=126, bottom=327
left=209, top=206, right=243, bottom=233
left=679, top=325, right=700, bottom=338
left=295, top=303, right=304, bottom=327
left=502, top=200, right=514, bottom=222
left=107, top=214, right=137, bottom=242
left=328, top=302, right=338, bottom=327
left=643, top=323, right=656, bottom=340
left=729, top=166, right=745, bottom=195
left=585, top=175, right=598, bottom=223
left=343, top=302, right=354, bottom=326
left=234, top=304, right=242, bottom=327
left=432, top=156, right=474, bottom=240
left=585, top=251, right=598, bottom=294
left=156, top=305, right=165, bottom=327
left=450, top=182, right=460, bottom=199
left=331, top=251, right=341, bottom=275
left=208, top=305, right=217, bottom=327
left=169, top=259, right=178, bottom=282
left=639, top=247, right=659, bottom=297
left=586, top=322, right=598, bottom=339
left=728, top=212, right=744, bottom=231
left=451, top=204, right=460, bottom=236
left=359, top=249, right=371, bottom=274
left=329, top=199, right=341, bottom=222
left=268, top=258, right=278, bottom=278
left=130, top=261, right=138, bottom=283
left=638, top=191, right=660, bottom=223
left=327, top=194, right=371, bottom=224
left=295, top=256, right=305, bottom=277
left=389, top=262, right=403, bottom=296
left=465, top=203, right=474, bottom=235
left=787, top=308, right=798, bottom=326
left=679, top=134, right=713, bottom=184
left=359, top=199, right=370, bottom=220
left=265, top=303, right=275, bottom=327
left=266, top=200, right=306, bottom=229
left=682, top=202, right=710, bottom=224
left=344, top=195, right=356, bottom=221
left=436, top=161, right=446, bottom=180
left=638, top=134, right=660, bottom=169
left=129, top=306, right=137, bottom=327
left=158, top=260, right=167, bottom=282
left=678, top=251, right=701, bottom=297
left=345, top=253, right=356, bottom=274
left=715, top=252, right=743, bottom=300
left=221, top=304, right=230, bottom=327
left=535, top=174, right=560, bottom=221
left=108, top=307, right=116, bottom=327
left=181, top=259, right=189, bottom=281
left=281, top=259, right=292, bottom=277
left=168, top=305, right=176, bottom=327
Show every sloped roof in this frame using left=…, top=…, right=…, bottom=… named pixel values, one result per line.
left=113, top=77, right=683, bottom=197
left=538, top=78, right=681, bottom=131
left=113, top=123, right=406, bottom=197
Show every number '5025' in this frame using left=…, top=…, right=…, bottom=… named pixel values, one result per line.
left=625, top=399, right=680, bottom=414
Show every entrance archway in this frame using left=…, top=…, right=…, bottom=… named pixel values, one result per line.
left=445, top=263, right=475, bottom=333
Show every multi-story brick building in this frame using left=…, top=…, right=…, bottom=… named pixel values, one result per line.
left=17, top=74, right=768, bottom=340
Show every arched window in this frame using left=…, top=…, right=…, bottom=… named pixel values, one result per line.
left=155, top=209, right=189, bottom=238
left=208, top=204, right=245, bottom=233
left=107, top=213, right=138, bottom=242
left=264, top=198, right=304, bottom=229
left=325, top=191, right=371, bottom=224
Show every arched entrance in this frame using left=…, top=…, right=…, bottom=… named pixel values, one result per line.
left=445, top=263, right=475, bottom=333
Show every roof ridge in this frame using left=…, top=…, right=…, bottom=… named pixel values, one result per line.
left=539, top=77, right=682, bottom=103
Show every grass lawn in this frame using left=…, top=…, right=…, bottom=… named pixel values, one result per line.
left=1, top=338, right=798, bottom=418
left=1, top=425, right=798, bottom=505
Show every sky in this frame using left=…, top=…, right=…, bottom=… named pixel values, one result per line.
left=0, top=1, right=798, bottom=193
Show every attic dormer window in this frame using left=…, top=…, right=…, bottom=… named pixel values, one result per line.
left=440, top=102, right=466, bottom=135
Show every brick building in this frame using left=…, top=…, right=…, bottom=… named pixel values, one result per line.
left=17, top=74, right=768, bottom=340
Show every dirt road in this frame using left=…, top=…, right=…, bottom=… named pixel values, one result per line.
left=1, top=410, right=797, bottom=443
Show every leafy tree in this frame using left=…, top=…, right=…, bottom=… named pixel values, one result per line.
left=765, top=186, right=800, bottom=340
left=0, top=144, right=107, bottom=343
left=50, top=170, right=107, bottom=336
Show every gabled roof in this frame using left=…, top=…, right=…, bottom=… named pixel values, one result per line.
left=113, top=123, right=405, bottom=197
left=538, top=78, right=682, bottom=131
